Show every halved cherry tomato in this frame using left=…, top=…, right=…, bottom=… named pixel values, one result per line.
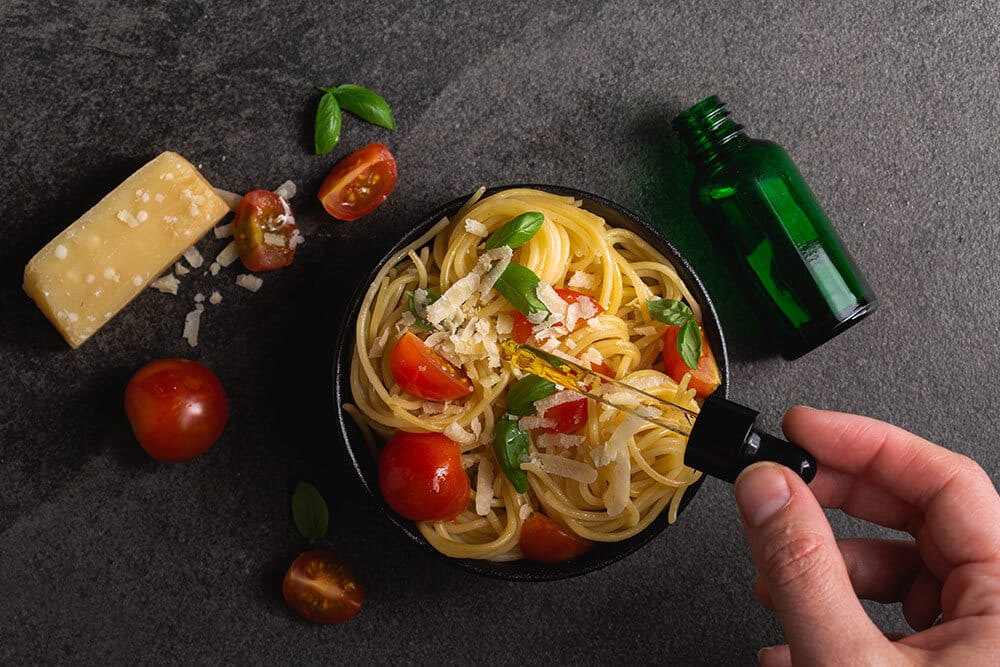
left=540, top=392, right=588, bottom=434
left=283, top=549, right=363, bottom=624
left=378, top=431, right=470, bottom=521
left=124, top=358, right=228, bottom=463
left=233, top=190, right=298, bottom=271
left=389, top=331, right=474, bottom=401
left=519, top=513, right=595, bottom=563
left=509, top=288, right=604, bottom=343
left=317, top=143, right=398, bottom=221
left=662, top=323, right=721, bottom=398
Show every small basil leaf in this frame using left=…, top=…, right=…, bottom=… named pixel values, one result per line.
left=647, top=298, right=694, bottom=326
left=677, top=319, right=702, bottom=371
left=314, top=92, right=342, bottom=155
left=493, top=415, right=530, bottom=493
left=292, top=482, right=329, bottom=541
left=484, top=211, right=544, bottom=250
left=333, top=84, right=396, bottom=130
left=493, top=262, right=548, bottom=317
left=505, top=374, right=556, bottom=416
left=405, top=288, right=440, bottom=331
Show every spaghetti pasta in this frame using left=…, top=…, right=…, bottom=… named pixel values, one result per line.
left=347, top=188, right=712, bottom=561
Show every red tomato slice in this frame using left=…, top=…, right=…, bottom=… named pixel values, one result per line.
left=233, top=190, right=298, bottom=271
left=282, top=549, right=363, bottom=624
left=509, top=289, right=604, bottom=343
left=378, top=431, right=470, bottom=521
left=662, top=323, right=721, bottom=398
left=540, top=392, right=588, bottom=434
left=590, top=360, right=615, bottom=377
left=318, top=143, right=398, bottom=221
left=389, top=331, right=474, bottom=401
left=124, top=358, right=228, bottom=463
left=519, top=513, right=595, bottom=564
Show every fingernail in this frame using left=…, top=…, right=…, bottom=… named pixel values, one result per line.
left=735, top=463, right=790, bottom=527
left=757, top=646, right=777, bottom=663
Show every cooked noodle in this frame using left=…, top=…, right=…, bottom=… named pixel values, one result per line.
left=347, top=188, right=709, bottom=561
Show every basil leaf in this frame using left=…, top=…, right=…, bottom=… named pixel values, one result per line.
left=333, top=84, right=396, bottom=131
left=292, top=482, right=329, bottom=541
left=314, top=91, right=342, bottom=155
left=405, top=288, right=440, bottom=331
left=484, top=211, right=544, bottom=250
left=505, top=374, right=556, bottom=416
left=493, top=415, right=530, bottom=493
left=647, top=298, right=694, bottom=326
left=677, top=319, right=703, bottom=371
left=493, top=262, right=548, bottom=317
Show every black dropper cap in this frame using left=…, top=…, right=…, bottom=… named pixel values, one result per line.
left=685, top=395, right=817, bottom=484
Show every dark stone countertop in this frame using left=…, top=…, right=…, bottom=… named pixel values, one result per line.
left=1, top=1, right=997, bottom=664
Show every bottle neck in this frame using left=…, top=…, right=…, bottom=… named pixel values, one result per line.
left=673, top=96, right=748, bottom=169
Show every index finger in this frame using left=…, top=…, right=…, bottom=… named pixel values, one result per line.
left=782, top=406, right=1000, bottom=568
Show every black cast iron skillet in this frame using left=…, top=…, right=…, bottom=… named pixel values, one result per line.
left=332, top=185, right=729, bottom=581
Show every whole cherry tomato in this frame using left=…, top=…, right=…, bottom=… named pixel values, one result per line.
left=662, top=323, right=721, bottom=398
left=510, top=288, right=603, bottom=343
left=124, top=358, right=228, bottom=463
left=283, top=549, right=363, bottom=624
left=519, top=513, right=595, bottom=564
left=389, top=331, right=474, bottom=402
left=233, top=190, right=298, bottom=271
left=378, top=431, right=470, bottom=521
left=317, top=143, right=398, bottom=221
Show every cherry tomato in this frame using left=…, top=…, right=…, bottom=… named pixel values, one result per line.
left=662, top=323, right=721, bottom=398
left=378, top=431, right=470, bottom=521
left=540, top=392, right=588, bottom=434
left=389, top=331, right=474, bottom=401
left=519, top=513, right=595, bottom=564
left=233, top=190, right=298, bottom=271
left=124, top=359, right=228, bottom=463
left=509, top=289, right=604, bottom=343
left=590, top=360, right=615, bottom=377
left=283, top=549, right=363, bottom=624
left=317, top=143, right=398, bottom=221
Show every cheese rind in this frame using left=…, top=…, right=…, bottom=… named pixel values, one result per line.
left=23, top=151, right=229, bottom=348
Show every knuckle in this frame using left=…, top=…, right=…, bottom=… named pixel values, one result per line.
left=758, top=528, right=835, bottom=592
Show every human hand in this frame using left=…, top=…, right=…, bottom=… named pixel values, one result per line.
left=734, top=406, right=1000, bottom=666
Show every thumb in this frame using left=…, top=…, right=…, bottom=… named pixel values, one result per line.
left=734, top=462, right=883, bottom=663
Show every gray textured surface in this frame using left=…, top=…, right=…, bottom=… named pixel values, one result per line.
left=1, top=1, right=998, bottom=664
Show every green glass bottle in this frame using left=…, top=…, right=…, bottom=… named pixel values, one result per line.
left=674, top=96, right=876, bottom=359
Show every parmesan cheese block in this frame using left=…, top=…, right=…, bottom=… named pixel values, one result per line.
left=23, top=152, right=230, bottom=348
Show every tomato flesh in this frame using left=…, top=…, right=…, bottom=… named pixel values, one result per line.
left=519, top=513, right=595, bottom=563
left=124, top=359, right=228, bottom=463
left=318, top=143, right=398, bottom=221
left=540, top=392, right=588, bottom=434
left=662, top=323, right=721, bottom=398
left=283, top=549, right=363, bottom=624
left=509, top=288, right=603, bottom=343
left=378, top=431, right=470, bottom=521
left=233, top=190, right=298, bottom=271
left=389, top=331, right=474, bottom=401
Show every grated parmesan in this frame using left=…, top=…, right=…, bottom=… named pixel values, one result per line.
left=174, top=261, right=190, bottom=276
left=208, top=291, right=222, bottom=305
left=568, top=271, right=598, bottom=290
left=214, top=188, right=243, bottom=211
left=425, top=272, right=480, bottom=325
left=475, top=458, right=494, bottom=516
left=529, top=453, right=598, bottom=484
left=592, top=413, right=645, bottom=467
left=534, top=390, right=585, bottom=416
left=274, top=180, right=297, bottom=200
left=519, top=414, right=557, bottom=431
left=182, top=246, right=204, bottom=269
left=215, top=241, right=239, bottom=267
left=213, top=222, right=234, bottom=239
left=535, top=433, right=586, bottom=450
left=235, top=274, right=263, bottom=292
left=444, top=422, right=476, bottom=447
left=464, top=218, right=488, bottom=237
left=149, top=273, right=180, bottom=295
left=495, top=312, right=513, bottom=335
left=182, top=304, right=204, bottom=347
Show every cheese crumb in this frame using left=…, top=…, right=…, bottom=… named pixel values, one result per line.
left=182, top=246, right=204, bottom=269
left=464, top=218, right=488, bottom=237
left=174, top=261, right=190, bottom=276
left=213, top=222, right=234, bottom=239
left=274, top=180, right=297, bottom=200
left=116, top=209, right=141, bottom=228
left=54, top=244, right=68, bottom=259
left=208, top=291, right=222, bottom=305
left=209, top=262, right=221, bottom=276
left=263, top=232, right=286, bottom=247
left=149, top=273, right=180, bottom=295
left=236, top=274, right=263, bottom=292
left=194, top=292, right=206, bottom=303
left=182, top=304, right=204, bottom=347
left=216, top=242, right=239, bottom=267
left=132, top=274, right=143, bottom=287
